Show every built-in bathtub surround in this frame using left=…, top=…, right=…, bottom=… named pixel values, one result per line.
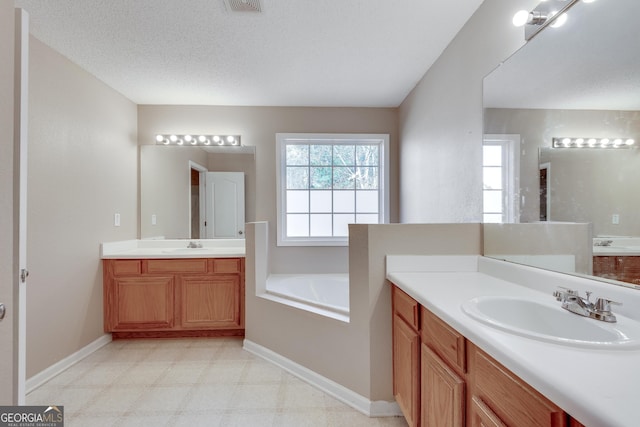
left=387, top=255, right=640, bottom=427
left=244, top=221, right=483, bottom=417
left=265, top=274, right=349, bottom=322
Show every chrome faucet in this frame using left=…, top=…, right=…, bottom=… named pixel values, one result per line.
left=553, top=287, right=622, bottom=323
left=187, top=241, right=203, bottom=248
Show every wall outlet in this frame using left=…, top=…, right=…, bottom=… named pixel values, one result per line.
left=151, top=214, right=157, bottom=226
left=612, top=214, right=620, bottom=225
left=114, top=213, right=121, bottom=227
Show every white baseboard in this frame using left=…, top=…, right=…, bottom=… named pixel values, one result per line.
left=243, top=339, right=402, bottom=418
left=26, top=334, right=112, bottom=394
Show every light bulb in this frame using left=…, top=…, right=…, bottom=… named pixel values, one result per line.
left=625, top=139, right=635, bottom=146
left=226, top=135, right=235, bottom=143
left=550, top=12, right=567, bottom=28
left=170, top=135, right=178, bottom=142
left=512, top=10, right=530, bottom=27
left=212, top=135, right=221, bottom=143
left=600, top=138, right=610, bottom=147
left=198, top=135, right=207, bottom=143
left=562, top=138, right=571, bottom=147
left=587, top=138, right=597, bottom=147
left=575, top=138, right=585, bottom=147
left=184, top=135, right=193, bottom=144
left=155, top=134, right=164, bottom=143
left=613, top=138, right=623, bottom=146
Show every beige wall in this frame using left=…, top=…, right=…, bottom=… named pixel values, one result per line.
left=485, top=108, right=640, bottom=235
left=0, top=0, right=16, bottom=404
left=138, top=105, right=399, bottom=274
left=398, top=0, right=538, bottom=223
left=26, top=37, right=138, bottom=377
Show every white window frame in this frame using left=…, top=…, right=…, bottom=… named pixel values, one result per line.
left=483, top=134, right=521, bottom=223
left=276, top=133, right=389, bottom=246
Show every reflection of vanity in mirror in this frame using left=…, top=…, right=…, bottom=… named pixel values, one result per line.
left=483, top=0, right=640, bottom=287
left=140, top=145, right=256, bottom=240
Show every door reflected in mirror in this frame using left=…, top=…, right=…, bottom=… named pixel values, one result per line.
left=141, top=145, right=255, bottom=240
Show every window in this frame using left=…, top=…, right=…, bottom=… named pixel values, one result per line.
left=483, top=135, right=520, bottom=223
left=276, top=133, right=389, bottom=246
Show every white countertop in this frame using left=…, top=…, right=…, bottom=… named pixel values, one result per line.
left=101, top=239, right=245, bottom=259
left=593, top=237, right=640, bottom=256
left=386, top=255, right=640, bottom=427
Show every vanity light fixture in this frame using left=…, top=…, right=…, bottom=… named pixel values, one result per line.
left=552, top=137, right=636, bottom=149
left=514, top=0, right=581, bottom=40
left=154, top=134, right=241, bottom=147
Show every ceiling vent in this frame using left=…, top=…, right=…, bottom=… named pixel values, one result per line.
left=223, top=0, right=262, bottom=12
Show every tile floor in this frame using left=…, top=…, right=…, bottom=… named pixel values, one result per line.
left=27, top=337, right=408, bottom=426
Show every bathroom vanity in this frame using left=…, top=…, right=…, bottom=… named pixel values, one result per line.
left=101, top=240, right=245, bottom=338
left=388, top=255, right=640, bottom=427
left=592, top=238, right=640, bottom=286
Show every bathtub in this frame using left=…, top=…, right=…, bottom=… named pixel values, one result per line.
left=264, top=274, right=349, bottom=321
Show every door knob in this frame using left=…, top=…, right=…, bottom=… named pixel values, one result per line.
left=0, top=303, right=5, bottom=320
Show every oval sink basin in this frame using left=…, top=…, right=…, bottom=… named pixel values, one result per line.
left=461, top=296, right=640, bottom=349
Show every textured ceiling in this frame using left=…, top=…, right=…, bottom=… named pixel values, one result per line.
left=14, top=0, right=484, bottom=107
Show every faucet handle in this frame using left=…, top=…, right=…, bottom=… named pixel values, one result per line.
left=594, top=297, right=622, bottom=313
left=553, top=287, right=577, bottom=301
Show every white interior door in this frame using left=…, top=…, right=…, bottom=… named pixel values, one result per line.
left=0, top=8, right=28, bottom=405
left=15, top=8, right=28, bottom=405
left=205, top=172, right=245, bottom=239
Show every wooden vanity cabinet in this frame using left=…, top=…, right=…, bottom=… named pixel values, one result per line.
left=390, top=283, right=585, bottom=427
left=103, top=258, right=244, bottom=338
left=593, top=255, right=640, bottom=285
left=392, top=286, right=421, bottom=427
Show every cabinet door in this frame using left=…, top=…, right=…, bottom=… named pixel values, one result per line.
left=111, top=276, right=174, bottom=330
left=470, top=396, right=506, bottom=427
left=179, top=275, right=242, bottom=329
left=421, top=344, right=464, bottom=427
left=469, top=343, right=566, bottom=427
left=393, top=313, right=420, bottom=427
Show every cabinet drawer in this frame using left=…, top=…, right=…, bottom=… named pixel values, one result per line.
left=421, top=306, right=465, bottom=374
left=145, top=259, right=209, bottom=274
left=469, top=343, right=566, bottom=427
left=392, top=285, right=420, bottom=331
left=109, top=260, right=142, bottom=276
left=212, top=258, right=242, bottom=273
left=470, top=396, right=506, bottom=427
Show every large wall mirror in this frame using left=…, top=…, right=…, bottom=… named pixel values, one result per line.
left=140, top=145, right=256, bottom=239
left=483, top=0, right=640, bottom=287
